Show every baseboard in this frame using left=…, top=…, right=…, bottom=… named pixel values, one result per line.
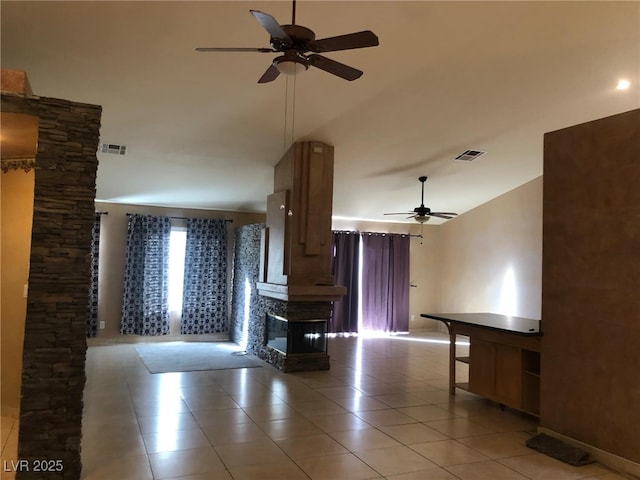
left=537, top=427, right=640, bottom=479
left=87, top=333, right=230, bottom=346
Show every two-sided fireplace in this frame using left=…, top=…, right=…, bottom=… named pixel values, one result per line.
left=265, top=314, right=329, bottom=371
left=266, top=314, right=327, bottom=355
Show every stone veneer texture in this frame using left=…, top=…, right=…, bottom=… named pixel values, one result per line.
left=2, top=92, right=101, bottom=479
left=229, top=224, right=288, bottom=367
left=229, top=223, right=265, bottom=349
left=229, top=224, right=334, bottom=371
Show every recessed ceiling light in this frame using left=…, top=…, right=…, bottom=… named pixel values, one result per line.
left=616, top=79, right=630, bottom=90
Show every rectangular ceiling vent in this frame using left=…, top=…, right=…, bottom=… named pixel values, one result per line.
left=454, top=149, right=485, bottom=161
left=101, top=143, right=127, bottom=155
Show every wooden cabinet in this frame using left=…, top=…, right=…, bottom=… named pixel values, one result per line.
left=468, top=338, right=496, bottom=398
left=459, top=329, right=540, bottom=416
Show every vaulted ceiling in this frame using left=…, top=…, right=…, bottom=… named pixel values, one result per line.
left=2, top=1, right=638, bottom=223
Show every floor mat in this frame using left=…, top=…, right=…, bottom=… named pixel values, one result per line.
left=135, top=341, right=263, bottom=373
left=526, top=433, right=595, bottom=466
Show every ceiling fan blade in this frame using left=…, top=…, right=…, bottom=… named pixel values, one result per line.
left=250, top=10, right=291, bottom=45
left=257, top=63, right=280, bottom=83
left=429, top=213, right=457, bottom=219
left=307, top=54, right=363, bottom=81
left=312, top=30, right=379, bottom=52
left=384, top=212, right=414, bottom=216
left=196, top=47, right=275, bottom=53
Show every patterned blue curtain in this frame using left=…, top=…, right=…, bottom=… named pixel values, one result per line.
left=120, top=214, right=171, bottom=335
left=87, top=213, right=102, bottom=337
left=181, top=218, right=228, bottom=334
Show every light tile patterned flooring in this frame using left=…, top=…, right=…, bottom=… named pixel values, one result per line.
left=1, top=331, right=630, bottom=479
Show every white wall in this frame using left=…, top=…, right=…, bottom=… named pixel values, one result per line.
left=437, top=176, right=543, bottom=319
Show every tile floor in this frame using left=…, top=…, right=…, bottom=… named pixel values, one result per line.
left=1, top=331, right=630, bottom=479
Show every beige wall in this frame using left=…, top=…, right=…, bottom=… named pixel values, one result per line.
left=94, top=178, right=542, bottom=340
left=437, top=177, right=543, bottom=320
left=331, top=177, right=543, bottom=331
left=1, top=169, right=35, bottom=416
left=94, top=201, right=265, bottom=340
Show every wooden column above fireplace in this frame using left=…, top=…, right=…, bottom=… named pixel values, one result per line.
left=257, top=141, right=346, bottom=302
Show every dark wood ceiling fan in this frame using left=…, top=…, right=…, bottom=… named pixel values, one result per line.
left=196, top=0, right=379, bottom=83
left=385, top=176, right=458, bottom=223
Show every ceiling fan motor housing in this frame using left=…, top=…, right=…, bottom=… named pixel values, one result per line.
left=273, top=24, right=315, bottom=51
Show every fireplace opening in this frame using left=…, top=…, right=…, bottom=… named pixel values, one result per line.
left=266, top=314, right=327, bottom=355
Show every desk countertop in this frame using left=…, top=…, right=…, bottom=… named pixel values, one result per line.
left=421, top=312, right=542, bottom=335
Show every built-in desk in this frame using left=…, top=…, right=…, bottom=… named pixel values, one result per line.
left=421, top=312, right=542, bottom=417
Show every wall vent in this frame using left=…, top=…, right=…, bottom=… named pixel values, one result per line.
left=454, top=149, right=485, bottom=161
left=101, top=143, right=127, bottom=155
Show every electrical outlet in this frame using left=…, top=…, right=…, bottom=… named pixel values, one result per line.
left=99, top=321, right=105, bottom=329
left=410, top=314, right=416, bottom=322
left=23, top=284, right=28, bottom=298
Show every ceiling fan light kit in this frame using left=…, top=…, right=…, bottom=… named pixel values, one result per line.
left=273, top=52, right=308, bottom=75
left=196, top=1, right=379, bottom=83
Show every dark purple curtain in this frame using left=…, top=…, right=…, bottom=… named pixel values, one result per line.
left=360, top=233, right=410, bottom=332
left=331, top=232, right=360, bottom=333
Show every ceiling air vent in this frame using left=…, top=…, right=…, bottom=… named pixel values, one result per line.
left=454, top=149, right=485, bottom=161
left=101, top=143, right=127, bottom=155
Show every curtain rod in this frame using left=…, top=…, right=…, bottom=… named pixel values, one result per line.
left=168, top=216, right=233, bottom=222
left=96, top=211, right=109, bottom=215
left=125, top=213, right=232, bottom=222
left=333, top=229, right=422, bottom=238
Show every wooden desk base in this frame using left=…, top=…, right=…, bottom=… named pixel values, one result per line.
left=444, top=321, right=541, bottom=417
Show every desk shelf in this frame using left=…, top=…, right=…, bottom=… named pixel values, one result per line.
left=455, top=382, right=470, bottom=391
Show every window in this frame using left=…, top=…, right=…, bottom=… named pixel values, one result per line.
left=168, top=228, right=187, bottom=313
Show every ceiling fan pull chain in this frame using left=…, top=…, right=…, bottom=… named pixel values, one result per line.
left=291, top=73, right=297, bottom=146
left=283, top=76, right=290, bottom=152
